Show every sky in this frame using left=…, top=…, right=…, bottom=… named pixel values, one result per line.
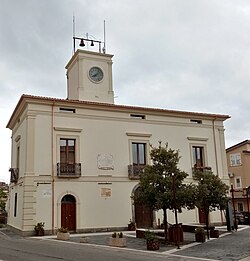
left=1, top=0, right=250, bottom=183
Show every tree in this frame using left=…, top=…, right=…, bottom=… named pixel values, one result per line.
left=193, top=170, right=229, bottom=239
left=0, top=187, right=7, bottom=211
left=134, top=142, right=196, bottom=242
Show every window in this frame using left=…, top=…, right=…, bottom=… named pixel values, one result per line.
left=235, top=177, right=242, bottom=188
left=190, top=119, right=202, bottom=124
left=130, top=114, right=146, bottom=119
left=59, top=107, right=76, bottom=113
left=238, top=202, right=244, bottom=212
left=192, top=146, right=204, bottom=168
left=60, top=139, right=75, bottom=164
left=17, top=146, right=20, bottom=169
left=14, top=193, right=17, bottom=217
left=230, top=153, right=242, bottom=166
left=132, top=143, right=146, bottom=166
left=58, top=138, right=81, bottom=177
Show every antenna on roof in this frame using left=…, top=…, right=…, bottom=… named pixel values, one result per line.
left=103, top=20, right=106, bottom=54
left=72, top=14, right=76, bottom=55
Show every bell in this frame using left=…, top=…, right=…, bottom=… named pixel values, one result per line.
left=91, top=40, right=94, bottom=46
left=79, top=39, right=85, bottom=47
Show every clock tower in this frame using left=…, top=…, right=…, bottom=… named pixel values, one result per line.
left=65, top=49, right=114, bottom=104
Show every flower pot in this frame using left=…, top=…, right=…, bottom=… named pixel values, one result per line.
left=35, top=229, right=44, bottom=236
left=80, top=237, right=89, bottom=243
left=57, top=232, right=70, bottom=241
left=108, top=237, right=126, bottom=247
left=146, top=239, right=160, bottom=250
left=210, top=229, right=219, bottom=238
left=195, top=233, right=206, bottom=242
left=128, top=223, right=136, bottom=231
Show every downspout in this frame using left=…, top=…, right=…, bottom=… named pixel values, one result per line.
left=212, top=118, right=219, bottom=176
left=51, top=101, right=55, bottom=234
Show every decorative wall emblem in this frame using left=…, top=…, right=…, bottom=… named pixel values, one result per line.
left=97, top=154, right=114, bottom=170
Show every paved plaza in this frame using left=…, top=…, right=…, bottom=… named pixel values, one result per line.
left=1, top=225, right=250, bottom=260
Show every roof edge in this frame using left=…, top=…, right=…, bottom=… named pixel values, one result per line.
left=7, top=94, right=231, bottom=129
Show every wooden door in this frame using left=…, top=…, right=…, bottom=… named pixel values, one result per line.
left=198, top=207, right=206, bottom=224
left=61, top=195, right=76, bottom=231
left=135, top=203, right=153, bottom=228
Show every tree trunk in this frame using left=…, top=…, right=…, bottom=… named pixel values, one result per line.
left=163, top=207, right=168, bottom=242
left=205, top=207, right=209, bottom=240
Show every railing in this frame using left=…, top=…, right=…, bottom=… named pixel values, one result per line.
left=57, top=163, right=81, bottom=178
left=192, top=166, right=212, bottom=174
left=128, top=164, right=145, bottom=180
left=9, top=168, right=19, bottom=183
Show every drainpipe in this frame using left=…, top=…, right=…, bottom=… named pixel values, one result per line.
left=212, top=118, right=219, bottom=176
left=51, top=101, right=55, bottom=234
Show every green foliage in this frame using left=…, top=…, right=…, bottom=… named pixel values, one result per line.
left=195, top=227, right=205, bottom=234
left=193, top=170, right=229, bottom=212
left=111, top=232, right=123, bottom=238
left=57, top=227, right=68, bottom=233
left=134, top=142, right=196, bottom=212
left=0, top=188, right=7, bottom=211
left=144, top=230, right=156, bottom=240
left=34, top=222, right=45, bottom=232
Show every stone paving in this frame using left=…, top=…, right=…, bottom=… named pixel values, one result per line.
left=174, top=226, right=250, bottom=261
left=2, top=225, right=250, bottom=261
left=49, top=225, right=250, bottom=261
left=67, top=231, right=196, bottom=252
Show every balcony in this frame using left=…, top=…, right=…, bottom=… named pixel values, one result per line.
left=57, top=163, right=81, bottom=178
left=192, top=166, right=212, bottom=175
left=128, top=164, right=145, bottom=180
left=9, top=168, right=19, bottom=183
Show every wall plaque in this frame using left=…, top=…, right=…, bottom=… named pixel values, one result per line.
left=101, top=188, right=111, bottom=197
left=97, top=154, right=114, bottom=170
left=42, top=189, right=52, bottom=198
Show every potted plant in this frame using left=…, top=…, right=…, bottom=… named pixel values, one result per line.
left=128, top=219, right=136, bottom=231
left=145, top=230, right=160, bottom=250
left=210, top=227, right=219, bottom=238
left=57, top=227, right=70, bottom=241
left=195, top=227, right=206, bottom=242
left=34, top=222, right=45, bottom=236
left=108, top=232, right=126, bottom=247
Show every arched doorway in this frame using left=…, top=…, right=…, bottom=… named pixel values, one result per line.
left=134, top=187, right=153, bottom=228
left=61, top=194, right=76, bottom=231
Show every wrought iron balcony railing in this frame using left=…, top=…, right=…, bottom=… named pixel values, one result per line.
left=192, top=166, right=212, bottom=174
left=128, top=164, right=145, bottom=180
left=57, top=163, right=81, bottom=178
left=9, top=168, right=19, bottom=183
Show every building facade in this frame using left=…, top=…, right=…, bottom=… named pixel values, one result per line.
left=7, top=49, right=230, bottom=235
left=226, top=140, right=250, bottom=213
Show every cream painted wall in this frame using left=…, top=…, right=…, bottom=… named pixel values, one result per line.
left=7, top=99, right=229, bottom=233
left=66, top=50, right=114, bottom=103
left=53, top=181, right=136, bottom=229
left=8, top=184, right=24, bottom=230
left=35, top=183, right=52, bottom=230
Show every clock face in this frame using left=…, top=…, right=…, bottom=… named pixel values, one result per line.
left=89, top=67, right=103, bottom=82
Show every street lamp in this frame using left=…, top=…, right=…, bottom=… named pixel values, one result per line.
left=230, top=184, right=238, bottom=231
left=247, top=187, right=250, bottom=226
